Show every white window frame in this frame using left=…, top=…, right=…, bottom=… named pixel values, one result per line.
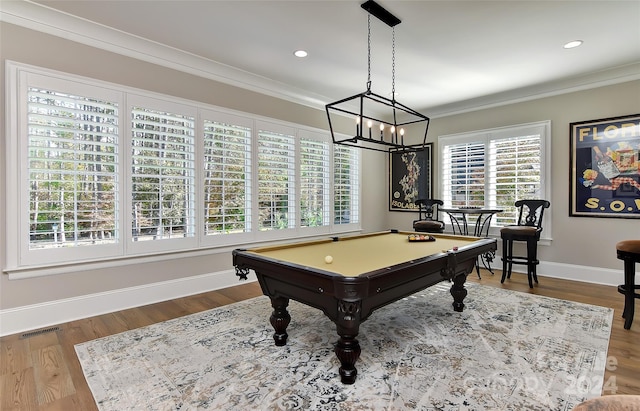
left=6, top=65, right=127, bottom=268
left=298, top=128, right=331, bottom=235
left=126, top=94, right=199, bottom=255
left=200, top=110, right=254, bottom=247
left=333, top=144, right=361, bottom=231
left=255, top=120, right=297, bottom=240
left=5, top=61, right=361, bottom=276
left=439, top=121, right=552, bottom=239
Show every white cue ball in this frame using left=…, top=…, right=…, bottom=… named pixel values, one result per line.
left=324, top=255, right=333, bottom=264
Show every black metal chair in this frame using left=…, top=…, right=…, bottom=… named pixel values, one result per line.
left=616, top=240, right=640, bottom=330
left=412, top=199, right=445, bottom=233
left=500, top=199, right=550, bottom=288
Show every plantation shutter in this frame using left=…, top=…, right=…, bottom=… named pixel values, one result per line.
left=490, top=133, right=542, bottom=225
left=441, top=140, right=485, bottom=208
left=334, top=145, right=360, bottom=225
left=9, top=63, right=363, bottom=273
left=440, top=122, right=547, bottom=229
left=300, top=135, right=330, bottom=228
left=257, top=128, right=296, bottom=231
left=27, top=87, right=119, bottom=249
left=131, top=106, right=195, bottom=240
left=203, top=119, right=252, bottom=235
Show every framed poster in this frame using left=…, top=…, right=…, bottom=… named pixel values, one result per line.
left=570, top=114, right=640, bottom=218
left=389, top=144, right=433, bottom=212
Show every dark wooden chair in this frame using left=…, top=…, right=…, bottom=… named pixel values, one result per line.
left=500, top=199, right=550, bottom=288
left=412, top=199, right=445, bottom=233
left=616, top=240, right=640, bottom=330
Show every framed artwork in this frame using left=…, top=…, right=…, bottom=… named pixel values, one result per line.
left=570, top=114, right=640, bottom=218
left=389, top=144, right=433, bottom=212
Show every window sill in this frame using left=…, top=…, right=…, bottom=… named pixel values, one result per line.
left=4, top=228, right=363, bottom=280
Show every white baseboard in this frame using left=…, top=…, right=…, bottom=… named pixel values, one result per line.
left=0, top=269, right=255, bottom=337
left=0, top=261, right=623, bottom=337
left=499, top=259, right=623, bottom=287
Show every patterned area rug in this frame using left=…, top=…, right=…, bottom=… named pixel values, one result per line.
left=75, top=283, right=613, bottom=410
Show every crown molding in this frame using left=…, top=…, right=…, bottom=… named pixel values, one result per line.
left=0, top=0, right=330, bottom=110
left=2, top=1, right=638, bottom=119
left=426, top=62, right=640, bottom=118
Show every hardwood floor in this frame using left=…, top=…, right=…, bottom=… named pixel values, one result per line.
left=1, top=271, right=638, bottom=410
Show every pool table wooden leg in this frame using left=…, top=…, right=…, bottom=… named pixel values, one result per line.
left=334, top=300, right=362, bottom=384
left=269, top=296, right=291, bottom=346
left=334, top=329, right=361, bottom=385
left=450, top=274, right=468, bottom=312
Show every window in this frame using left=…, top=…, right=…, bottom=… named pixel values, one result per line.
left=334, top=144, right=360, bottom=226
left=202, top=113, right=252, bottom=239
left=5, top=62, right=360, bottom=274
left=130, top=102, right=196, bottom=242
left=439, top=121, right=551, bottom=236
left=257, top=123, right=296, bottom=234
left=8, top=70, right=125, bottom=268
left=299, top=130, right=330, bottom=229
left=27, top=87, right=120, bottom=250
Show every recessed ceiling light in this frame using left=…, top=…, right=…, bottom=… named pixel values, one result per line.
left=294, top=50, right=308, bottom=58
left=563, top=40, right=583, bottom=49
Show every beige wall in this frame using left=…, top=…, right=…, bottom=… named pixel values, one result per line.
left=1, top=21, right=638, bottom=319
left=387, top=81, right=640, bottom=277
left=0, top=22, right=387, bottom=313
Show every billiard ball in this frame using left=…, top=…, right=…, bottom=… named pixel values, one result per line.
left=325, top=255, right=333, bottom=264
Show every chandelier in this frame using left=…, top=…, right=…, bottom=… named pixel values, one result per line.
left=325, top=0, right=430, bottom=153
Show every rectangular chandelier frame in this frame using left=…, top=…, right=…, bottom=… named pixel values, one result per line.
left=326, top=89, right=430, bottom=153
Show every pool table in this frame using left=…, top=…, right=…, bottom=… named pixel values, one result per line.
left=232, top=230, right=496, bottom=384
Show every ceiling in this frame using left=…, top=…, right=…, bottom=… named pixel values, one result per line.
left=5, top=0, right=640, bottom=117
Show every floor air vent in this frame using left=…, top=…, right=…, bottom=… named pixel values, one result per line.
left=20, top=326, right=60, bottom=339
